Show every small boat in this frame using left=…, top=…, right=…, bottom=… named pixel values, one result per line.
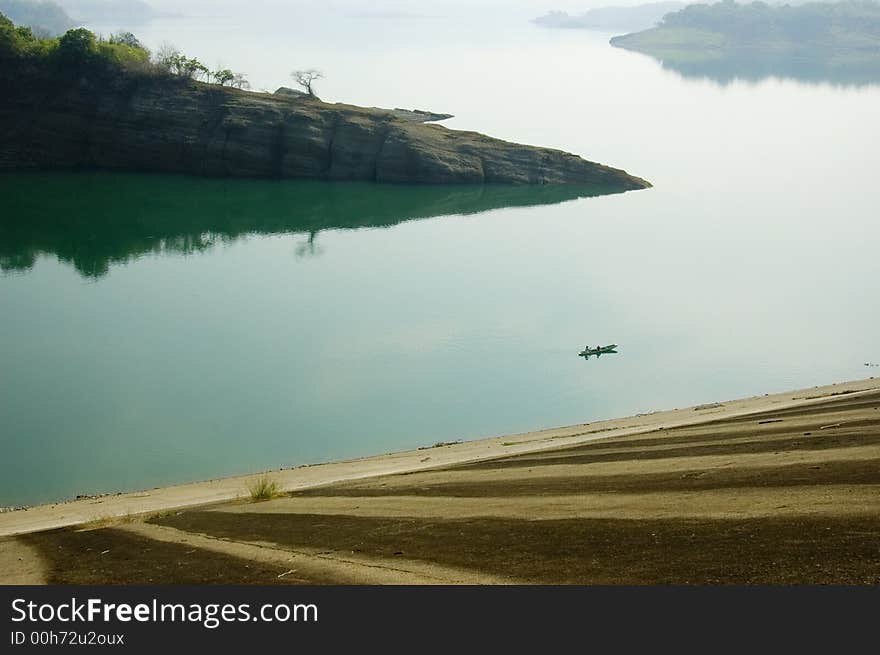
left=578, top=344, right=618, bottom=359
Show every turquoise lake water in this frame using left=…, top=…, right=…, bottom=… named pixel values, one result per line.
left=2, top=17, right=879, bottom=506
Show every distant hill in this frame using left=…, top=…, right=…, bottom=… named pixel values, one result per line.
left=611, top=1, right=880, bottom=61
left=0, top=0, right=76, bottom=35
left=533, top=3, right=685, bottom=33
left=610, top=0, right=880, bottom=84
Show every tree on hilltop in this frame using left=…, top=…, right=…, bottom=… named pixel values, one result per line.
left=291, top=69, right=323, bottom=97
left=108, top=31, right=143, bottom=50
left=230, top=72, right=249, bottom=90
left=214, top=68, right=234, bottom=86
left=56, top=27, right=96, bottom=63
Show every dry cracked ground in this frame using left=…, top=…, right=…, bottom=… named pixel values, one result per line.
left=4, top=390, right=880, bottom=584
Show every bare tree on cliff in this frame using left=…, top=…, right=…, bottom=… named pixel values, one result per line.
left=291, top=69, right=323, bottom=97
left=231, top=73, right=250, bottom=90
left=108, top=32, right=145, bottom=50
left=154, top=42, right=178, bottom=72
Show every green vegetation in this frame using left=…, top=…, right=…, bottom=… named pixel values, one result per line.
left=247, top=477, right=281, bottom=502
left=155, top=45, right=250, bottom=87
left=657, top=0, right=880, bottom=44
left=0, top=11, right=51, bottom=57
left=0, top=0, right=74, bottom=36
left=610, top=1, right=880, bottom=84
left=0, top=10, right=248, bottom=86
left=0, top=12, right=152, bottom=70
left=612, top=0, right=880, bottom=56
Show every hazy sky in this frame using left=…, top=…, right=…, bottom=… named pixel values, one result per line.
left=140, top=0, right=654, bottom=19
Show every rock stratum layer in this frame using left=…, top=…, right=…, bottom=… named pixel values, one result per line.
left=0, top=70, right=650, bottom=188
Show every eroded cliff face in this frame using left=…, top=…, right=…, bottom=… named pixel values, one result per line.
left=0, top=71, right=650, bottom=188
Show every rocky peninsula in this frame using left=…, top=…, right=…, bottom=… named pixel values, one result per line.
left=0, top=69, right=650, bottom=188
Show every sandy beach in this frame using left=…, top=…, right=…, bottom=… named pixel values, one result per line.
left=2, top=377, right=878, bottom=584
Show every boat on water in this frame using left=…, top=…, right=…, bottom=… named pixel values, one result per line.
left=578, top=344, right=618, bottom=359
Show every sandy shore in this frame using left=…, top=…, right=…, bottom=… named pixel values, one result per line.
left=4, top=374, right=877, bottom=584
left=1, top=377, right=877, bottom=540
left=3, top=376, right=880, bottom=584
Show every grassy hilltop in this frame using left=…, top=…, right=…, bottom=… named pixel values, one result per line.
left=611, top=1, right=880, bottom=83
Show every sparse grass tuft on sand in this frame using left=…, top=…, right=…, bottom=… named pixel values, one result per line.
left=247, top=477, right=281, bottom=502
left=78, top=513, right=138, bottom=531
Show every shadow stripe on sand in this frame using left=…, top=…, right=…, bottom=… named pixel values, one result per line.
left=467, top=391, right=880, bottom=468
left=150, top=511, right=880, bottom=584
left=290, top=458, right=880, bottom=497
left=506, top=415, right=880, bottom=457
left=455, top=426, right=880, bottom=470
left=19, top=527, right=337, bottom=584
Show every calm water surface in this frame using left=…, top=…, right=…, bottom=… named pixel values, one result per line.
left=2, top=18, right=879, bottom=505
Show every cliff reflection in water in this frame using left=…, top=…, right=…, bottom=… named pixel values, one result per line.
left=1, top=172, right=622, bottom=278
